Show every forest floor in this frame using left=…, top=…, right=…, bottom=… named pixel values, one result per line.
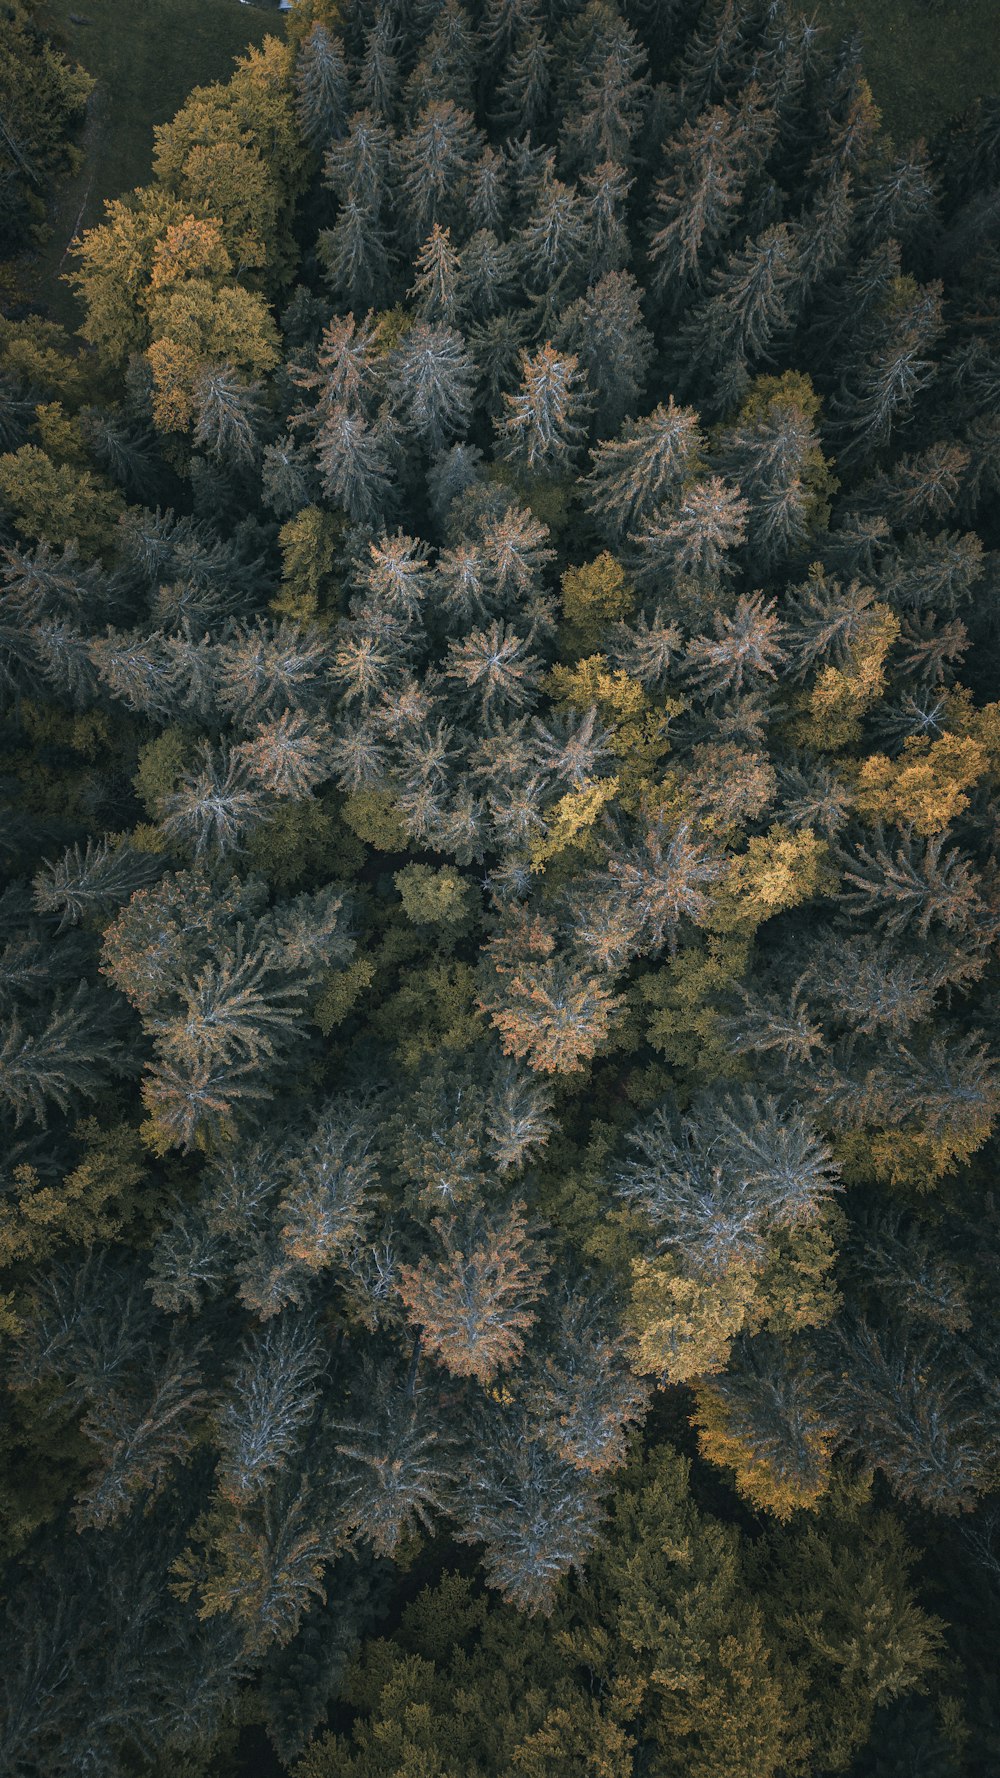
left=18, top=0, right=280, bottom=328
left=813, top=0, right=1000, bottom=142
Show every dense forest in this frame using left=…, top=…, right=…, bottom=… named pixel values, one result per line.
left=1, top=0, right=999, bottom=1771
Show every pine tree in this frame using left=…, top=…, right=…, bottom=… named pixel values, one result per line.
left=356, top=6, right=402, bottom=122
left=557, top=0, right=649, bottom=174
left=333, top=1365, right=455, bottom=1556
left=724, top=977, right=824, bottom=1073
left=479, top=912, right=624, bottom=1072
left=390, top=321, right=475, bottom=451
left=525, top=1296, right=648, bottom=1474
left=595, top=816, right=724, bottom=957
left=582, top=397, right=705, bottom=540
left=216, top=620, right=331, bottom=726
left=606, top=606, right=683, bottom=690
left=684, top=591, right=786, bottom=696
left=646, top=100, right=755, bottom=300
left=715, top=371, right=835, bottom=569
left=0, top=982, right=130, bottom=1127
left=632, top=475, right=749, bottom=587
left=318, top=196, right=394, bottom=311
left=314, top=404, right=396, bottom=524
left=87, top=628, right=185, bottom=721
left=234, top=711, right=334, bottom=803
left=856, top=140, right=939, bottom=253
left=216, top=1319, right=323, bottom=1505
left=837, top=827, right=994, bottom=943
left=831, top=276, right=945, bottom=467
left=295, top=23, right=351, bottom=152
left=553, top=270, right=653, bottom=437
left=405, top=0, right=478, bottom=115
left=321, top=109, right=396, bottom=306
left=397, top=1200, right=546, bottom=1382
left=158, top=742, right=268, bottom=858
left=76, top=1337, right=208, bottom=1528
left=497, top=342, right=591, bottom=475
left=177, top=1475, right=330, bottom=1654
left=830, top=1318, right=995, bottom=1514
left=469, top=311, right=531, bottom=417
left=792, top=170, right=854, bottom=298
left=458, top=228, right=517, bottom=321
left=444, top=619, right=542, bottom=720
left=478, top=501, right=555, bottom=609
left=762, top=1485, right=945, bottom=1771
left=467, top=143, right=508, bottom=233
left=692, top=1330, right=835, bottom=1518
left=457, top=1405, right=603, bottom=1612
left=399, top=100, right=482, bottom=244
left=32, top=837, right=161, bottom=931
left=192, top=365, right=263, bottom=467
left=618, top=1088, right=839, bottom=1275
left=277, top=1102, right=378, bottom=1279
left=495, top=19, right=553, bottom=136
left=676, top=0, right=754, bottom=110
left=409, top=223, right=462, bottom=322
left=531, top=704, right=614, bottom=790
left=678, top=222, right=800, bottom=412
left=579, top=158, right=634, bottom=279
left=515, top=172, right=589, bottom=318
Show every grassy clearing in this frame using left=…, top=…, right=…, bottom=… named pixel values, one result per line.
left=22, top=0, right=281, bottom=325
left=813, top=0, right=1000, bottom=143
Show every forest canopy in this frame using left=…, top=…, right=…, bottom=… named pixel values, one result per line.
left=1, top=0, right=999, bottom=1773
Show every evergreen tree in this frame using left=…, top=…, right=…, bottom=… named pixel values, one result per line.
left=553, top=270, right=653, bottom=436
left=0, top=982, right=131, bottom=1127
left=295, top=24, right=351, bottom=152
left=678, top=222, right=800, bottom=411
left=495, top=19, right=553, bottom=136
left=333, top=1367, right=455, bottom=1556
left=582, top=397, right=705, bottom=539
left=497, top=342, right=591, bottom=474
left=457, top=1406, right=603, bottom=1612
left=397, top=1200, right=547, bottom=1383
left=632, top=474, right=749, bottom=585
left=32, top=838, right=161, bottom=931
left=409, top=222, right=462, bottom=322
left=390, top=321, right=474, bottom=451
left=398, top=99, right=483, bottom=244
left=217, top=1319, right=323, bottom=1505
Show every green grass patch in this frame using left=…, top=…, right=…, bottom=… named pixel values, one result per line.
left=814, top=0, right=1000, bottom=142
left=23, top=0, right=282, bottom=324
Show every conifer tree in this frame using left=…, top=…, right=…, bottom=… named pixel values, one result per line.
left=216, top=1320, right=323, bottom=1505
left=457, top=1406, right=603, bottom=1612
left=295, top=24, right=351, bottom=152
left=409, top=223, right=462, bottom=322
left=159, top=742, right=268, bottom=858
left=398, top=100, right=483, bottom=244
left=632, top=474, right=749, bottom=586
left=495, top=19, right=552, bottom=136
left=0, top=983, right=131, bottom=1128
left=582, top=397, right=705, bottom=539
left=333, top=1367, right=455, bottom=1556
left=497, top=342, right=591, bottom=474
left=678, top=222, right=800, bottom=411
left=76, top=1337, right=209, bottom=1529
left=397, top=1201, right=546, bottom=1383
left=32, top=838, right=161, bottom=931
left=553, top=270, right=653, bottom=436
left=390, top=321, right=474, bottom=451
